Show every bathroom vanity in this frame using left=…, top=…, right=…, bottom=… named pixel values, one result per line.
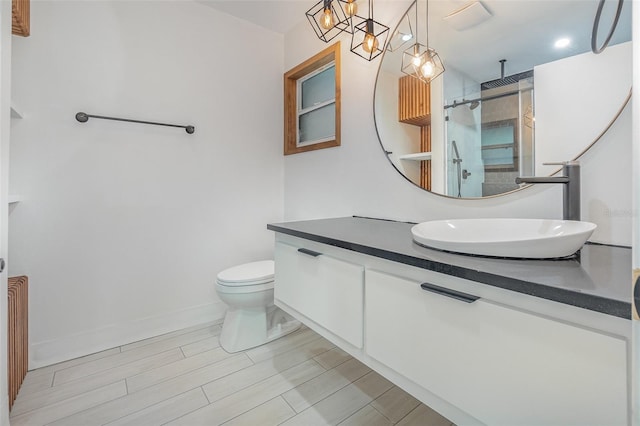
left=268, top=216, right=631, bottom=426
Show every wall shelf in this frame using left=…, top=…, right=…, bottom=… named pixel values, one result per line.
left=398, top=152, right=432, bottom=161
left=8, top=195, right=23, bottom=204
left=11, top=102, right=23, bottom=119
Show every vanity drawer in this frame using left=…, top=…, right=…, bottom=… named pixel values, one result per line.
left=365, top=268, right=627, bottom=426
left=274, top=241, right=364, bottom=348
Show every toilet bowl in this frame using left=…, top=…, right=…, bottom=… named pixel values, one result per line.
left=216, top=260, right=300, bottom=353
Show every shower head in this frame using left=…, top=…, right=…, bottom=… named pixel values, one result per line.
left=469, top=100, right=480, bottom=110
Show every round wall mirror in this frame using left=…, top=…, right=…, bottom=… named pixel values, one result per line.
left=374, top=0, right=632, bottom=198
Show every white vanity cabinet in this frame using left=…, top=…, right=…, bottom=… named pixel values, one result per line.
left=366, top=269, right=628, bottom=426
left=272, top=233, right=630, bottom=425
left=274, top=241, right=364, bottom=348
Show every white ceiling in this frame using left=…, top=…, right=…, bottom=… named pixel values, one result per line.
left=196, top=0, right=310, bottom=34
left=197, top=0, right=632, bottom=84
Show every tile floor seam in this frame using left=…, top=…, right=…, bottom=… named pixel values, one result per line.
left=121, top=330, right=222, bottom=355
left=228, top=356, right=326, bottom=401
left=123, top=352, right=251, bottom=396
left=26, top=348, right=122, bottom=379
left=155, top=352, right=255, bottom=399
left=10, top=379, right=129, bottom=426
left=201, top=386, right=212, bottom=404
left=220, top=395, right=288, bottom=426
left=369, top=402, right=394, bottom=424
left=284, top=372, right=356, bottom=415
left=314, top=353, right=354, bottom=371
left=393, top=404, right=417, bottom=425
left=9, top=375, right=132, bottom=419
left=52, top=347, right=186, bottom=387
left=46, top=377, right=174, bottom=426
left=120, top=322, right=223, bottom=352
left=101, top=386, right=212, bottom=426
left=159, top=399, right=205, bottom=426
left=224, top=348, right=334, bottom=398
left=280, top=394, right=297, bottom=416
left=244, top=334, right=325, bottom=364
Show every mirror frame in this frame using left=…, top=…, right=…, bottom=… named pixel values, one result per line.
left=372, top=1, right=632, bottom=200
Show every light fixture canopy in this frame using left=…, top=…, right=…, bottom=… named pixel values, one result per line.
left=306, top=0, right=353, bottom=43
left=350, top=0, right=389, bottom=61
left=400, top=0, right=444, bottom=82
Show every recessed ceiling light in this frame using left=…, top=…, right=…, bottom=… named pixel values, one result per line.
left=554, top=38, right=571, bottom=49
left=401, top=33, right=413, bottom=41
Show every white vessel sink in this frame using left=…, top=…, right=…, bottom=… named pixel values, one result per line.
left=411, top=219, right=597, bottom=259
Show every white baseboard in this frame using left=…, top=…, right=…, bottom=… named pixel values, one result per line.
left=30, top=301, right=227, bottom=370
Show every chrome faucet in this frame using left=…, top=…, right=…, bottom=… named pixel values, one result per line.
left=515, top=161, right=581, bottom=221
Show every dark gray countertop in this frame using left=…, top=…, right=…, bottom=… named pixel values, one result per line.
left=267, top=216, right=632, bottom=319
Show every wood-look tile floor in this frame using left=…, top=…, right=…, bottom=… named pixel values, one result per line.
left=10, top=321, right=455, bottom=426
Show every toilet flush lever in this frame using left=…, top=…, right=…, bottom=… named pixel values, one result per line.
left=298, top=248, right=322, bottom=257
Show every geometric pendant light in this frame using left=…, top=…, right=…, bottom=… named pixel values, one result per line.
left=350, top=0, right=390, bottom=61
left=306, top=0, right=353, bottom=43
left=401, top=0, right=444, bottom=82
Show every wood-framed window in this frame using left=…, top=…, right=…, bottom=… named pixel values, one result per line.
left=481, top=118, right=519, bottom=172
left=284, top=42, right=341, bottom=155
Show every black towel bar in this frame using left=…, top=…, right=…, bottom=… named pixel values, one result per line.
left=76, top=112, right=195, bottom=134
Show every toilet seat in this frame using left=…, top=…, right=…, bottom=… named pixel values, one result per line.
left=216, top=260, right=275, bottom=289
left=216, top=281, right=274, bottom=294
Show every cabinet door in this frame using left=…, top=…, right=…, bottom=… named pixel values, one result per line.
left=274, top=242, right=364, bottom=348
left=365, top=269, right=627, bottom=426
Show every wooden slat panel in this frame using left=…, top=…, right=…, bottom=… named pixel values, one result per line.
left=419, top=126, right=431, bottom=191
left=12, top=0, right=30, bottom=37
left=398, top=75, right=430, bottom=127
left=8, top=275, right=28, bottom=410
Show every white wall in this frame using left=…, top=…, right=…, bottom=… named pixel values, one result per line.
left=283, top=5, right=632, bottom=247
left=0, top=0, right=11, bottom=422
left=375, top=69, right=421, bottom=184
left=535, top=42, right=632, bottom=177
left=10, top=1, right=284, bottom=368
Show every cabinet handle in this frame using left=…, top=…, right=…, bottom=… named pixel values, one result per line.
left=298, top=248, right=322, bottom=257
left=420, top=283, right=479, bottom=303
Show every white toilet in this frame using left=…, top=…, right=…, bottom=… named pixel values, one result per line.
left=215, top=260, right=300, bottom=353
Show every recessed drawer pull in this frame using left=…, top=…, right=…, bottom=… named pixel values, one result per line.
left=298, top=248, right=323, bottom=257
left=420, top=283, right=480, bottom=303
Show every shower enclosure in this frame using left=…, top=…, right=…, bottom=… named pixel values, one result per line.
left=444, top=76, right=534, bottom=198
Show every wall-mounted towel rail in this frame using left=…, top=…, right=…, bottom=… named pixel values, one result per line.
left=75, top=112, right=195, bottom=134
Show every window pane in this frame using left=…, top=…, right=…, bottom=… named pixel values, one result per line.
left=482, top=146, right=514, bottom=166
left=301, top=66, right=335, bottom=110
left=299, top=103, right=335, bottom=144
left=482, top=124, right=515, bottom=147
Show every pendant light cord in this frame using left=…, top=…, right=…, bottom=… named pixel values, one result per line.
left=414, top=0, right=419, bottom=44
left=425, top=0, right=429, bottom=47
